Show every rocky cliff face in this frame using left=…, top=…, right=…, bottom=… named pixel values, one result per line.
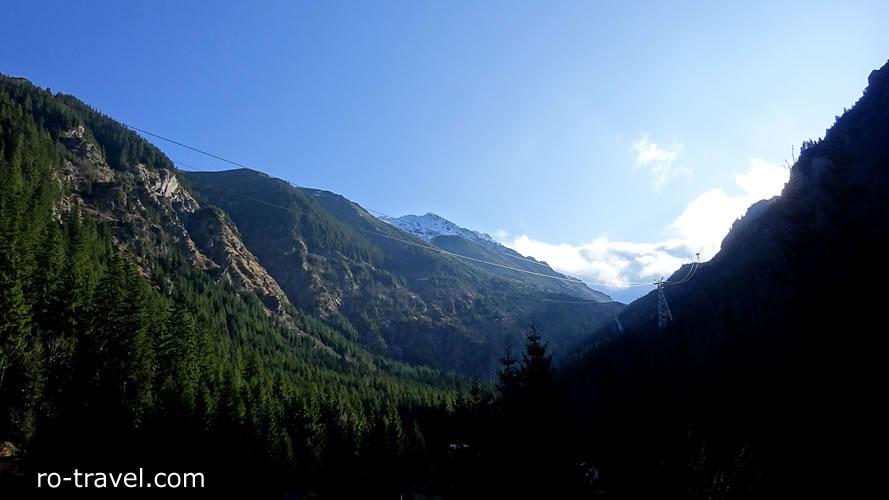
left=184, top=207, right=290, bottom=310
left=58, top=125, right=290, bottom=312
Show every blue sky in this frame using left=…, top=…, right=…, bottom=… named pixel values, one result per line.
left=3, top=0, right=887, bottom=301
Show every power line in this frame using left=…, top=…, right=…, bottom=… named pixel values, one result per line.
left=174, top=162, right=647, bottom=289
left=107, top=161, right=633, bottom=304
left=664, top=260, right=697, bottom=286
left=51, top=151, right=628, bottom=305
left=128, top=126, right=252, bottom=170
left=177, top=158, right=659, bottom=288
left=664, top=254, right=700, bottom=286
left=668, top=261, right=697, bottom=285
left=361, top=204, right=660, bottom=286
left=1, top=77, right=684, bottom=291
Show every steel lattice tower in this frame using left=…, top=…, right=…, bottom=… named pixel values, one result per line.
left=656, top=282, right=673, bottom=329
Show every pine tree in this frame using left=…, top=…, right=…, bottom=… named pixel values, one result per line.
left=520, top=318, right=554, bottom=403
left=0, top=276, right=30, bottom=393
left=496, top=344, right=521, bottom=405
left=158, top=296, right=204, bottom=414
left=0, top=138, right=31, bottom=397
left=30, top=222, right=66, bottom=332
left=84, top=252, right=155, bottom=423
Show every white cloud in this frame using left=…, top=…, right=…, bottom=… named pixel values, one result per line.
left=501, top=159, right=788, bottom=289
left=632, top=135, right=691, bottom=188
left=493, top=229, right=510, bottom=242
left=670, top=158, right=788, bottom=258
left=670, top=188, right=747, bottom=258
left=505, top=235, right=693, bottom=289
left=736, top=158, right=790, bottom=202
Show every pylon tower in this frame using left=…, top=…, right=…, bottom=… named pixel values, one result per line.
left=657, top=282, right=673, bottom=329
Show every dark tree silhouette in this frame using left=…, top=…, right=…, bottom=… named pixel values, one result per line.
left=520, top=318, right=554, bottom=406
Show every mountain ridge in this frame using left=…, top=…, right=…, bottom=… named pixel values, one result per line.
left=380, top=212, right=499, bottom=247
left=557, top=58, right=889, bottom=497
left=379, top=211, right=612, bottom=302
left=0, top=73, right=468, bottom=496
left=182, top=170, right=620, bottom=373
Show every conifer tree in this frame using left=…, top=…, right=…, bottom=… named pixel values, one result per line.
left=520, top=318, right=554, bottom=405
left=496, top=344, right=521, bottom=406
left=0, top=142, right=31, bottom=396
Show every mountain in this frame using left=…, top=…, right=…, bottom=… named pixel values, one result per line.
left=59, top=124, right=293, bottom=312
left=380, top=213, right=499, bottom=248
left=0, top=74, right=466, bottom=496
left=380, top=212, right=612, bottom=302
left=183, top=171, right=622, bottom=373
left=4, top=57, right=886, bottom=497
left=13, top=57, right=886, bottom=497
left=0, top=70, right=624, bottom=494
left=557, top=60, right=889, bottom=497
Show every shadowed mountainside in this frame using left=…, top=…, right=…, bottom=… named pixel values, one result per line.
left=559, top=60, right=889, bottom=498
left=185, top=169, right=622, bottom=373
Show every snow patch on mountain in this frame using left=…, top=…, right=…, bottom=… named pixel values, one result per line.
left=379, top=213, right=500, bottom=248
left=378, top=212, right=614, bottom=303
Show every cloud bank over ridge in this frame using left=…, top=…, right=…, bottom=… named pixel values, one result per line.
left=499, top=159, right=788, bottom=291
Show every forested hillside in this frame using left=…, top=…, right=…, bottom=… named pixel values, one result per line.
left=4, top=57, right=885, bottom=497
left=0, top=75, right=465, bottom=496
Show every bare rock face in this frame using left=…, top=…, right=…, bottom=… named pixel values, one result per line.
left=185, top=207, right=290, bottom=311
left=59, top=127, right=290, bottom=313
left=59, top=126, right=114, bottom=195
left=61, top=125, right=108, bottom=169
left=135, top=164, right=200, bottom=213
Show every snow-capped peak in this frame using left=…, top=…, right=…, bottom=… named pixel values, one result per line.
left=379, top=213, right=499, bottom=247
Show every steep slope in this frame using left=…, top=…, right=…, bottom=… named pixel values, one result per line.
left=0, top=75, right=469, bottom=496
left=381, top=212, right=611, bottom=302
left=184, top=173, right=623, bottom=373
left=307, top=187, right=623, bottom=355
left=59, top=121, right=291, bottom=313
left=429, top=234, right=611, bottom=302
left=559, top=61, right=889, bottom=497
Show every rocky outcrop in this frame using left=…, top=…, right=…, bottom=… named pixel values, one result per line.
left=185, top=207, right=290, bottom=311
left=59, top=127, right=290, bottom=313
left=135, top=163, right=200, bottom=213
